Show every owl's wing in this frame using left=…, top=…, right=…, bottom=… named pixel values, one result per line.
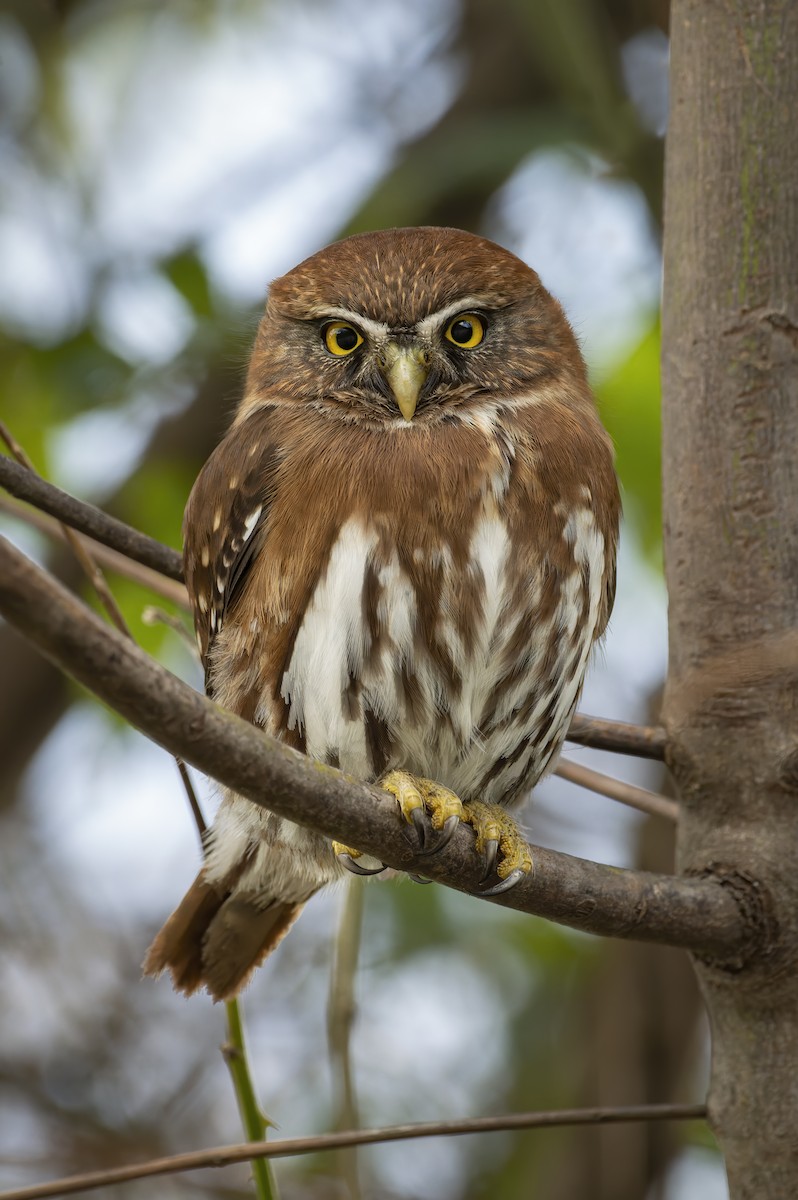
left=595, top=528, right=619, bottom=642
left=182, top=411, right=280, bottom=682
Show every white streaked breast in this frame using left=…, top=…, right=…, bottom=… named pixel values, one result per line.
left=280, top=519, right=378, bottom=778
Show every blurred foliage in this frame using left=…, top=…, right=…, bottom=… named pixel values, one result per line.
left=597, top=320, right=662, bottom=561
left=0, top=2, right=713, bottom=1199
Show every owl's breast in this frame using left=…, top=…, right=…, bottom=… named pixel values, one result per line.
left=276, top=493, right=607, bottom=807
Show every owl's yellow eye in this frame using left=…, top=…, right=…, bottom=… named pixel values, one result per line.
left=323, top=321, right=364, bottom=356
left=444, top=313, right=485, bottom=349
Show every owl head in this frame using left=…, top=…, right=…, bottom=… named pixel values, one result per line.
left=242, top=227, right=588, bottom=428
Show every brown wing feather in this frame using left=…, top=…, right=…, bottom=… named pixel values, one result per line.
left=182, top=405, right=281, bottom=680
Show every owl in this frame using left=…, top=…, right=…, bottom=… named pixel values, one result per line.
left=144, top=227, right=620, bottom=1001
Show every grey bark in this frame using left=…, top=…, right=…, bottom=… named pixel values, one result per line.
left=661, top=2, right=798, bottom=1196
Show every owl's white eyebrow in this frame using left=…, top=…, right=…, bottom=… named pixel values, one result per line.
left=414, top=297, right=491, bottom=338
left=314, top=298, right=491, bottom=341
left=317, top=308, right=390, bottom=340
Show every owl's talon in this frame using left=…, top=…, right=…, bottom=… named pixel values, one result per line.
left=480, top=868, right=527, bottom=897
left=379, top=771, right=531, bottom=888
left=409, top=873, right=432, bottom=885
left=480, top=838, right=499, bottom=884
left=381, top=770, right=464, bottom=857
left=417, top=812, right=460, bottom=857
left=409, top=805, right=430, bottom=848
left=462, top=800, right=532, bottom=894
left=333, top=841, right=386, bottom=876
left=339, top=855, right=387, bottom=877
left=440, top=812, right=461, bottom=847
left=382, top=770, right=429, bottom=848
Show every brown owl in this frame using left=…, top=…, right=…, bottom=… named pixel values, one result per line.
left=144, top=227, right=620, bottom=1001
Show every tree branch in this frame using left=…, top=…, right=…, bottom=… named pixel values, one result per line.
left=0, top=425, right=131, bottom=638
left=566, top=713, right=666, bottom=759
left=0, top=534, right=756, bottom=961
left=0, top=453, right=183, bottom=582
left=0, top=1104, right=707, bottom=1200
left=0, top=493, right=188, bottom=608
left=554, top=759, right=678, bottom=822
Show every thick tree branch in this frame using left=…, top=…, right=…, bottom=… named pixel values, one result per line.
left=0, top=453, right=183, bottom=582
left=0, top=1104, right=706, bottom=1200
left=0, top=534, right=756, bottom=960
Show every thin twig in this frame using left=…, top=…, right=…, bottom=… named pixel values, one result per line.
left=327, top=879, right=365, bottom=1200
left=0, top=425, right=130, bottom=637
left=0, top=533, right=757, bottom=961
left=0, top=450, right=183, bottom=581
left=0, top=492, right=188, bottom=607
left=0, top=1103, right=707, bottom=1200
left=554, top=759, right=679, bottom=822
left=567, top=713, right=667, bottom=759
left=223, top=1002, right=279, bottom=1200
left=175, top=759, right=207, bottom=837
left=142, top=604, right=195, bottom=645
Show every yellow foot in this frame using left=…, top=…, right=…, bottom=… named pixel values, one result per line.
left=462, top=800, right=533, bottom=896
left=381, top=770, right=464, bottom=852
left=380, top=771, right=532, bottom=896
left=332, top=841, right=386, bottom=877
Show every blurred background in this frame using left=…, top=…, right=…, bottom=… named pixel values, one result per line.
left=0, top=1, right=726, bottom=1197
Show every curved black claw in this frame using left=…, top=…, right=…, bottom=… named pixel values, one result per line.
left=409, top=805, right=431, bottom=850
left=480, top=868, right=527, bottom=897
left=408, top=873, right=432, bottom=884
left=338, top=854, right=387, bottom=877
left=479, top=838, right=499, bottom=884
left=417, top=813, right=460, bottom=858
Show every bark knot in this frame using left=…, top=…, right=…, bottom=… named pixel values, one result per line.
left=688, top=863, right=777, bottom=974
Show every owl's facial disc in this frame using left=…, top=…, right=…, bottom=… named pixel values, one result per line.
left=377, top=341, right=430, bottom=421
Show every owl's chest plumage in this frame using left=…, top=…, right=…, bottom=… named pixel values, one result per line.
left=206, top=406, right=613, bottom=810
left=278, top=502, right=603, bottom=806
left=281, top=505, right=517, bottom=792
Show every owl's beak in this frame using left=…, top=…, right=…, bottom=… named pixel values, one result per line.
left=380, top=343, right=429, bottom=421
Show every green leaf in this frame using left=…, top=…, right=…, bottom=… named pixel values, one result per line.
left=595, top=320, right=662, bottom=564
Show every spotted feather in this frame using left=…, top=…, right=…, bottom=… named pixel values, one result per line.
left=182, top=408, right=280, bottom=681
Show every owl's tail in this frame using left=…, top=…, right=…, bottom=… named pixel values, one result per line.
left=142, top=873, right=309, bottom=1002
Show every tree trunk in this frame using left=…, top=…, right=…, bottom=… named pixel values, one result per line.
left=661, top=2, right=798, bottom=1197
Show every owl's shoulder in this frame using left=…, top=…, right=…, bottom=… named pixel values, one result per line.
left=505, top=395, right=620, bottom=527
